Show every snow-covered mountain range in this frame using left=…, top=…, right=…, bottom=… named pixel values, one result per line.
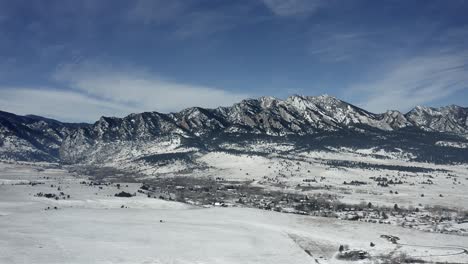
left=1, top=95, right=467, bottom=164
left=0, top=110, right=85, bottom=161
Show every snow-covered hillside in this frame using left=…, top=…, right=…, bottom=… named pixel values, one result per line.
left=1, top=95, right=468, bottom=164
left=0, top=111, right=86, bottom=162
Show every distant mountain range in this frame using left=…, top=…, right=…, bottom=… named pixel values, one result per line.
left=1, top=95, right=467, bottom=164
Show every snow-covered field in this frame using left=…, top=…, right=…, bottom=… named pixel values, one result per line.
left=149, top=148, right=468, bottom=211
left=1, top=162, right=467, bottom=264
left=65, top=138, right=468, bottom=213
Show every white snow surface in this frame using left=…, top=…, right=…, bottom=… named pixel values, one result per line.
left=1, top=162, right=468, bottom=264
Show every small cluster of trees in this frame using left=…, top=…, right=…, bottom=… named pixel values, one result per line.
left=114, top=191, right=134, bottom=197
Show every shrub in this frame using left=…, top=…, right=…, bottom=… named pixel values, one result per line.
left=115, top=191, right=133, bottom=197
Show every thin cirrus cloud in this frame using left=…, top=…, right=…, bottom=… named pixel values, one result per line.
left=127, top=0, right=253, bottom=39
left=260, top=0, right=323, bottom=16
left=128, top=0, right=323, bottom=23
left=127, top=0, right=186, bottom=25
left=308, top=32, right=377, bottom=62
left=0, top=88, right=135, bottom=123
left=0, top=62, right=250, bottom=122
left=350, top=53, right=468, bottom=113
left=43, top=61, right=251, bottom=121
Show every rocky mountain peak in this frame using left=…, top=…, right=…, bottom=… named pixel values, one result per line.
left=1, top=95, right=468, bottom=163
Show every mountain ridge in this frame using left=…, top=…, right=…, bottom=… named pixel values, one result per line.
left=1, top=95, right=467, bottom=164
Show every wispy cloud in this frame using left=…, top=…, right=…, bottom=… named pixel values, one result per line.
left=260, top=0, right=323, bottom=17
left=127, top=0, right=253, bottom=39
left=0, top=61, right=250, bottom=122
left=127, top=0, right=186, bottom=25
left=308, top=31, right=378, bottom=62
left=46, top=61, right=249, bottom=120
left=349, top=53, right=468, bottom=113
left=0, top=88, right=133, bottom=122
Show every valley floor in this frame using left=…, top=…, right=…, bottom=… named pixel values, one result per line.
left=1, top=162, right=468, bottom=264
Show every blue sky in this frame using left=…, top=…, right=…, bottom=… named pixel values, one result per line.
left=0, top=0, right=467, bottom=122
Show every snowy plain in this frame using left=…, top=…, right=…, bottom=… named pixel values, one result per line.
left=1, top=162, right=468, bottom=264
